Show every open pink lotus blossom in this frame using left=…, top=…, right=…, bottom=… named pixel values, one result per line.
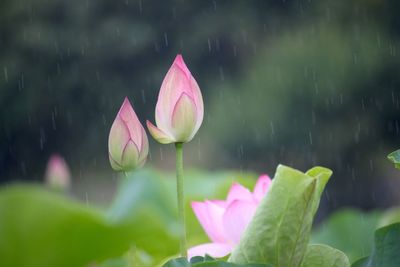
left=188, top=174, right=272, bottom=259
left=108, top=97, right=149, bottom=172
left=45, top=154, right=71, bottom=190
left=147, top=54, right=204, bottom=144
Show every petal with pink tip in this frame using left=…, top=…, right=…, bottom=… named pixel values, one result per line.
left=189, top=76, right=204, bottom=132
left=171, top=93, right=197, bottom=142
left=156, top=57, right=193, bottom=129
left=138, top=127, right=149, bottom=164
left=226, top=183, right=255, bottom=204
left=188, top=243, right=232, bottom=259
left=222, top=200, right=257, bottom=244
left=146, top=120, right=174, bottom=144
left=108, top=116, right=131, bottom=164
left=192, top=201, right=226, bottom=243
left=118, top=97, right=143, bottom=149
left=253, top=174, right=272, bottom=202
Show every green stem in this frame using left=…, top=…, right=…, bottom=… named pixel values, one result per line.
left=175, top=142, right=187, bottom=257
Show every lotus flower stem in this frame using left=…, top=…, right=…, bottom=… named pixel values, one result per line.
left=175, top=142, right=187, bottom=257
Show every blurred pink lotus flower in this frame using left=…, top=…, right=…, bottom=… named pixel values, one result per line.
left=108, top=97, right=149, bottom=172
left=45, top=154, right=71, bottom=190
left=188, top=174, right=272, bottom=259
left=147, top=54, right=204, bottom=144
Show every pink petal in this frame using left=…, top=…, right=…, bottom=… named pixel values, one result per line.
left=138, top=127, right=149, bottom=164
left=146, top=120, right=174, bottom=144
left=226, top=183, right=255, bottom=204
left=108, top=116, right=131, bottom=164
left=173, top=55, right=204, bottom=134
left=222, top=200, right=257, bottom=244
left=191, top=201, right=227, bottom=243
left=173, top=54, right=191, bottom=80
left=118, top=97, right=143, bottom=148
left=45, top=154, right=70, bottom=189
left=189, top=76, right=203, bottom=132
left=253, top=174, right=272, bottom=202
left=156, top=57, right=193, bottom=129
left=171, top=93, right=198, bottom=142
left=209, top=199, right=227, bottom=208
left=188, top=243, right=232, bottom=259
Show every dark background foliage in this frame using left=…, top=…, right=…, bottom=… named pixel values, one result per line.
left=1, top=0, right=400, bottom=217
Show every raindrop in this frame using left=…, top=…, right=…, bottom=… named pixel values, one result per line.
left=138, top=0, right=143, bottom=13
left=51, top=112, right=57, bottom=130
left=270, top=122, right=275, bottom=136
left=172, top=7, right=176, bottom=19
left=164, top=32, right=168, bottom=47
left=207, top=38, right=212, bottom=52
left=3, top=67, right=8, bottom=83
left=39, top=128, right=46, bottom=150
left=219, top=66, right=224, bottom=81
left=308, top=131, right=313, bottom=145
left=141, top=89, right=146, bottom=103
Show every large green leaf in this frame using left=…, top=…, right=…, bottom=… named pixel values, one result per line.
left=387, top=149, right=400, bottom=169
left=311, top=209, right=380, bottom=262
left=300, top=244, right=350, bottom=267
left=351, top=223, right=400, bottom=267
left=0, top=185, right=137, bottom=267
left=229, top=165, right=332, bottom=267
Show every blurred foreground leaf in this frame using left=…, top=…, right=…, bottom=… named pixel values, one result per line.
left=351, top=223, right=400, bottom=267
left=229, top=165, right=332, bottom=267
left=300, top=244, right=350, bottom=267
left=163, top=257, right=269, bottom=267
left=311, top=209, right=380, bottom=262
left=387, top=149, right=400, bottom=169
left=0, top=185, right=136, bottom=267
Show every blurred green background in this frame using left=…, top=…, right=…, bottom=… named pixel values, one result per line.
left=1, top=0, right=400, bottom=218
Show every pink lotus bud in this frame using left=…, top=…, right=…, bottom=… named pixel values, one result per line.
left=45, top=154, right=71, bottom=190
left=108, top=97, right=149, bottom=172
left=147, top=54, right=204, bottom=144
left=188, top=174, right=272, bottom=259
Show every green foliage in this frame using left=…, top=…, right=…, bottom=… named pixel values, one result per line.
left=379, top=207, right=400, bottom=227
left=0, top=169, right=260, bottom=267
left=311, top=209, right=381, bottom=262
left=0, top=185, right=136, bottom=267
left=351, top=223, right=400, bottom=267
left=163, top=257, right=269, bottom=267
left=300, top=244, right=350, bottom=267
left=387, top=150, right=400, bottom=169
left=229, top=165, right=332, bottom=267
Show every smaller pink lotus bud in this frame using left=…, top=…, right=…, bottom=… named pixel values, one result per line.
left=147, top=54, right=204, bottom=144
left=108, top=97, right=149, bottom=172
left=45, top=154, right=71, bottom=190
